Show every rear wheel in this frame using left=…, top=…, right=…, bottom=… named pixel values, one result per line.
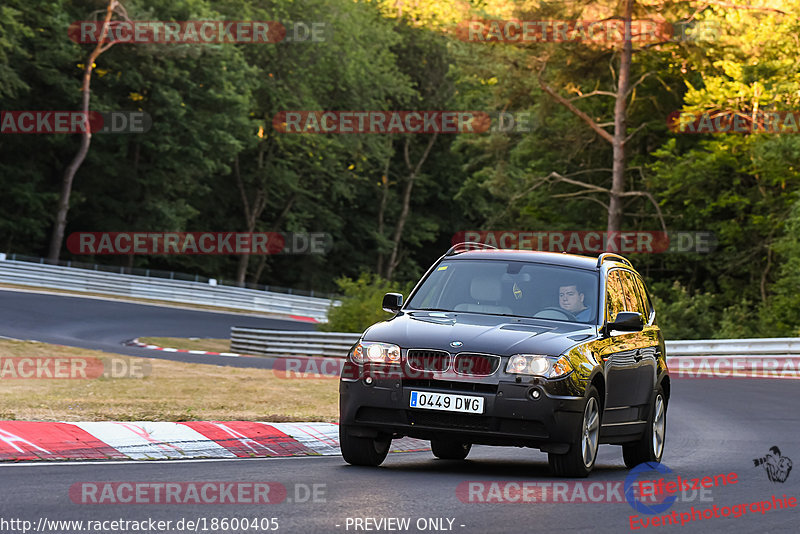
left=339, top=425, right=391, bottom=467
left=623, top=385, right=666, bottom=468
left=431, top=440, right=471, bottom=460
left=548, top=385, right=601, bottom=477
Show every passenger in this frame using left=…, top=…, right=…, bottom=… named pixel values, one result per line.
left=559, top=283, right=591, bottom=321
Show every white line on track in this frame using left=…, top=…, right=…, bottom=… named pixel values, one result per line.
left=0, top=455, right=343, bottom=467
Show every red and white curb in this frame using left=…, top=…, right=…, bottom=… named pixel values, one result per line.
left=125, top=338, right=250, bottom=358
left=287, top=315, right=320, bottom=323
left=0, top=421, right=429, bottom=461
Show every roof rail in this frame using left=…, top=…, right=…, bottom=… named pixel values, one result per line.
left=596, top=252, right=633, bottom=268
left=445, top=241, right=497, bottom=256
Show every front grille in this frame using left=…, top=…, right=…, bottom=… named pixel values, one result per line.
left=407, top=349, right=451, bottom=372
left=454, top=353, right=500, bottom=376
left=403, top=378, right=498, bottom=394
left=408, top=411, right=491, bottom=431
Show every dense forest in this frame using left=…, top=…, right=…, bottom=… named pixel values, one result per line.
left=2, top=0, right=799, bottom=339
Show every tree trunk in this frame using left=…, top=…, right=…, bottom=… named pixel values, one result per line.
left=385, top=133, right=437, bottom=281
left=376, top=161, right=390, bottom=276
left=249, top=194, right=295, bottom=285
left=48, top=1, right=119, bottom=262
left=233, top=153, right=268, bottom=286
left=385, top=172, right=414, bottom=281
left=607, top=0, right=634, bottom=235
left=235, top=251, right=251, bottom=287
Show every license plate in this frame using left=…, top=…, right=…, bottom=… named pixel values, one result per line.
left=408, top=391, right=484, bottom=414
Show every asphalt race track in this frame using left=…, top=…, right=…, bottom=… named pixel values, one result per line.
left=0, top=289, right=798, bottom=533
left=0, top=289, right=314, bottom=369
left=0, top=378, right=797, bottom=533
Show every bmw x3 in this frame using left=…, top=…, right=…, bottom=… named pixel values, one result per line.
left=339, top=243, right=669, bottom=477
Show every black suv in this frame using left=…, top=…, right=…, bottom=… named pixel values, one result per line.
left=339, top=243, right=669, bottom=477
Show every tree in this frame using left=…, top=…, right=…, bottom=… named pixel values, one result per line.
left=48, top=0, right=129, bottom=261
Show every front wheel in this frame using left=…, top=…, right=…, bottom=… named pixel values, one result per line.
left=339, top=425, right=391, bottom=467
left=431, top=440, right=471, bottom=460
left=623, top=385, right=667, bottom=468
left=548, top=385, right=601, bottom=477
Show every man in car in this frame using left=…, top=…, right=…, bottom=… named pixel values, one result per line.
left=559, top=283, right=591, bottom=321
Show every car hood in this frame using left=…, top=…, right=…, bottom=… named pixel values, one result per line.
left=361, top=311, right=597, bottom=357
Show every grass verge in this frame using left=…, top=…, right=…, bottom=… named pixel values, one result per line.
left=0, top=339, right=338, bottom=422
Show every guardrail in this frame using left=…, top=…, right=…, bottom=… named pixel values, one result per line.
left=1, top=252, right=336, bottom=298
left=0, top=256, right=334, bottom=322
left=231, top=330, right=800, bottom=380
left=665, top=338, right=800, bottom=379
left=665, top=338, right=800, bottom=356
left=230, top=328, right=360, bottom=357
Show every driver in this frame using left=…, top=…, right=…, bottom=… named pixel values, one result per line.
left=559, top=283, right=591, bottom=321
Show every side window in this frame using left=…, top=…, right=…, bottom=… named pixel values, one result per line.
left=632, top=274, right=654, bottom=322
left=619, top=271, right=643, bottom=314
left=605, top=270, right=626, bottom=322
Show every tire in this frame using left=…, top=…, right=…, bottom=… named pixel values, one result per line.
left=548, top=385, right=601, bottom=477
left=339, top=425, right=391, bottom=467
left=431, top=440, right=471, bottom=460
left=623, top=385, right=667, bottom=468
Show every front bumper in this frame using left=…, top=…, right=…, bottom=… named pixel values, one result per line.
left=339, top=371, right=587, bottom=452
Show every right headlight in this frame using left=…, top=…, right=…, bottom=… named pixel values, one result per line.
left=506, top=354, right=573, bottom=378
left=351, top=341, right=401, bottom=364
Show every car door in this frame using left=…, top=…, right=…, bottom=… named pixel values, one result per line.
left=631, top=272, right=660, bottom=397
left=619, top=270, right=656, bottom=407
left=597, top=269, right=642, bottom=423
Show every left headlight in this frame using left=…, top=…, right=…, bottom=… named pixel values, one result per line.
left=352, top=342, right=401, bottom=364
left=505, top=354, right=573, bottom=378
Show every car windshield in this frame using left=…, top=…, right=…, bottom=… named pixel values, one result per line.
left=406, top=259, right=598, bottom=324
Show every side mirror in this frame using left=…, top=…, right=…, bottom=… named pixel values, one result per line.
left=382, top=292, right=403, bottom=313
left=606, top=311, right=644, bottom=333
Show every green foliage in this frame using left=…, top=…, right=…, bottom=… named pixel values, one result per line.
left=649, top=281, right=721, bottom=340
left=3, top=0, right=800, bottom=338
left=0, top=2, right=33, bottom=99
left=758, top=198, right=800, bottom=337
left=319, top=273, right=414, bottom=333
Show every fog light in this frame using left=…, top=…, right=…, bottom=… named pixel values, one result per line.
left=364, top=376, right=374, bottom=385
left=529, top=388, right=541, bottom=400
